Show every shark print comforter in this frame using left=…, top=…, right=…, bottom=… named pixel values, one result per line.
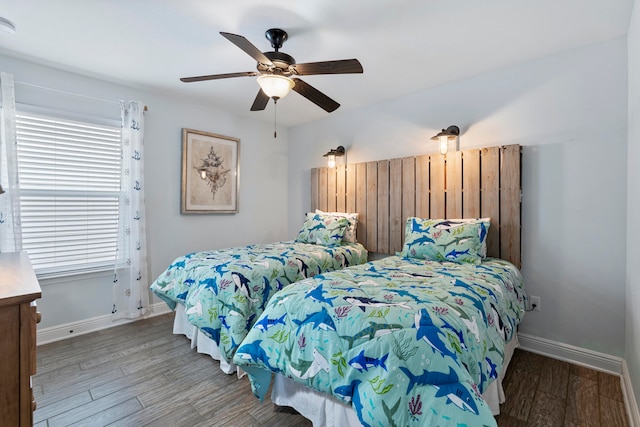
left=150, top=241, right=367, bottom=362
left=232, top=256, right=526, bottom=427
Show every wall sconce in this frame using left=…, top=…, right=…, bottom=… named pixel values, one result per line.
left=323, top=146, right=345, bottom=168
left=431, top=125, right=460, bottom=155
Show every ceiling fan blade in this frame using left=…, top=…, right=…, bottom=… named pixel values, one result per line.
left=250, top=89, right=270, bottom=111
left=293, top=59, right=363, bottom=76
left=220, top=32, right=274, bottom=66
left=180, top=71, right=259, bottom=83
left=291, top=78, right=340, bottom=112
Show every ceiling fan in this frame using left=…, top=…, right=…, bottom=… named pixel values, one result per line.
left=180, top=28, right=363, bottom=113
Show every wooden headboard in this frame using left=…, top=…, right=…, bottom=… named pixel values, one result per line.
left=311, top=144, right=522, bottom=268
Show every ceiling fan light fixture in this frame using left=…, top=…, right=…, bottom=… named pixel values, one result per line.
left=257, top=74, right=295, bottom=99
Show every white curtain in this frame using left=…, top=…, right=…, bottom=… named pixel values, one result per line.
left=112, top=100, right=149, bottom=320
left=0, top=72, right=22, bottom=253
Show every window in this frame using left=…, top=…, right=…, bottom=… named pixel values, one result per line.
left=16, top=109, right=122, bottom=278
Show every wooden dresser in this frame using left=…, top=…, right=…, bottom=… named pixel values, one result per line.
left=0, top=252, right=41, bottom=427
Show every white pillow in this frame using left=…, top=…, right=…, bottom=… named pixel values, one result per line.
left=314, top=209, right=358, bottom=243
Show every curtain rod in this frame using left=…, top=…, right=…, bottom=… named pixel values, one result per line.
left=14, top=80, right=148, bottom=111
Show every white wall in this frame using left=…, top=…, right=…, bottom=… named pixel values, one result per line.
left=626, top=0, right=640, bottom=414
left=0, top=54, right=290, bottom=330
left=288, top=39, right=628, bottom=357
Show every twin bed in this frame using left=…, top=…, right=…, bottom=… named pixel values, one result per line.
left=150, top=213, right=368, bottom=372
left=233, top=218, right=525, bottom=426
left=151, top=144, right=524, bottom=426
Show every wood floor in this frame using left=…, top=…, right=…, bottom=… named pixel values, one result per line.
left=495, top=348, right=629, bottom=426
left=33, top=313, right=630, bottom=427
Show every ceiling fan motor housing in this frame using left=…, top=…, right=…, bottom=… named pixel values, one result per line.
left=258, top=51, right=296, bottom=75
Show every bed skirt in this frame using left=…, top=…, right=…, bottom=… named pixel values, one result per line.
left=271, top=334, right=520, bottom=425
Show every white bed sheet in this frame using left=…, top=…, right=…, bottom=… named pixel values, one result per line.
left=271, top=334, right=520, bottom=425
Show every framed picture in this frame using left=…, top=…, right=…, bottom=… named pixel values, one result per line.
left=181, top=128, right=239, bottom=214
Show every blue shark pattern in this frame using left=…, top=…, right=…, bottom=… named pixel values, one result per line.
left=235, top=340, right=269, bottom=364
left=445, top=248, right=471, bottom=260
left=200, top=277, right=218, bottom=293
left=434, top=384, right=480, bottom=414
left=211, top=260, right=232, bottom=276
left=219, top=314, right=231, bottom=330
left=414, top=308, right=460, bottom=360
left=479, top=221, right=488, bottom=243
left=200, top=326, right=220, bottom=343
left=411, top=234, right=436, bottom=245
left=149, top=240, right=367, bottom=364
left=399, top=365, right=459, bottom=394
left=168, top=259, right=186, bottom=269
left=261, top=277, right=273, bottom=308
left=254, top=313, right=286, bottom=332
left=307, top=222, right=325, bottom=231
left=348, top=350, right=389, bottom=372
left=306, top=283, right=338, bottom=306
left=390, top=288, right=426, bottom=304
left=233, top=255, right=525, bottom=427
left=292, top=307, right=337, bottom=333
left=486, top=357, right=498, bottom=380
left=400, top=366, right=481, bottom=415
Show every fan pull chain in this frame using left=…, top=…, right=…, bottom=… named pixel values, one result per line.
left=273, top=99, right=278, bottom=138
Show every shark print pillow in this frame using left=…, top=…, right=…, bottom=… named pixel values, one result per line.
left=399, top=217, right=490, bottom=264
left=295, top=213, right=349, bottom=247
left=314, top=210, right=358, bottom=243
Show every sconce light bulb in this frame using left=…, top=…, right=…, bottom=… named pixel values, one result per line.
left=439, top=136, right=449, bottom=155
left=200, top=170, right=207, bottom=180
left=327, top=155, right=336, bottom=168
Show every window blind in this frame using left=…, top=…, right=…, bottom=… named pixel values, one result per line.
left=16, top=110, right=122, bottom=278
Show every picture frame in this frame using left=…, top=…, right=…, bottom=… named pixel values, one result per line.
left=181, top=128, right=239, bottom=214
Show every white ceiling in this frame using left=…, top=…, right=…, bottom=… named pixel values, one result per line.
left=0, top=0, right=634, bottom=127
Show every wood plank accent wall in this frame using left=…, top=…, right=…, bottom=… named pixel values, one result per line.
left=311, top=144, right=522, bottom=268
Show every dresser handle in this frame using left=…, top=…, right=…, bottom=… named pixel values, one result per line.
left=36, top=311, right=42, bottom=324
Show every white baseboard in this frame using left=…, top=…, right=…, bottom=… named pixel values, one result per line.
left=36, top=302, right=172, bottom=346
left=622, top=360, right=640, bottom=427
left=517, top=332, right=623, bottom=374
left=519, top=333, right=639, bottom=427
